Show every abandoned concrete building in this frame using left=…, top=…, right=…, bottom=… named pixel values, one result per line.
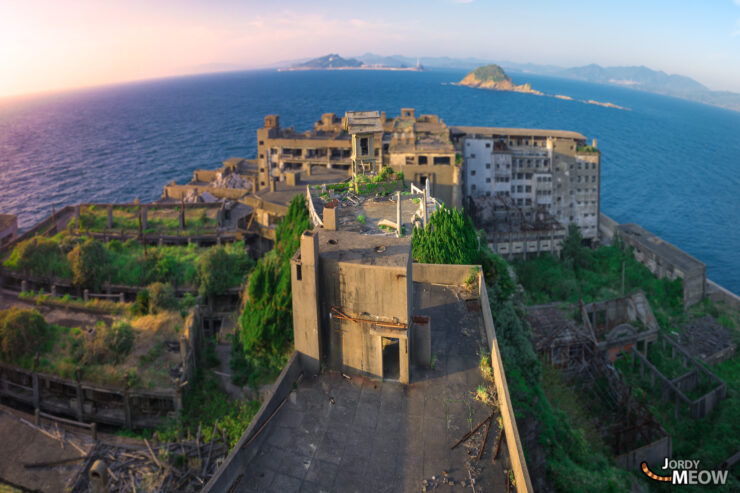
left=450, top=126, right=601, bottom=246
left=616, top=222, right=706, bottom=307
left=468, top=193, right=566, bottom=258
left=0, top=214, right=18, bottom=248
left=580, top=292, right=660, bottom=362
left=256, top=108, right=461, bottom=208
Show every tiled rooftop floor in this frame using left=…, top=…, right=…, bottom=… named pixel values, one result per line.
left=241, top=283, right=510, bottom=492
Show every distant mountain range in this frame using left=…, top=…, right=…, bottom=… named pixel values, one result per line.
left=280, top=53, right=740, bottom=112
left=291, top=54, right=363, bottom=70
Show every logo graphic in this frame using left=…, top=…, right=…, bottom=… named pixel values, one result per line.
left=641, top=460, right=729, bottom=486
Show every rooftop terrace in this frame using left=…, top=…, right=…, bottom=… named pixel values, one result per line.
left=220, top=283, right=510, bottom=492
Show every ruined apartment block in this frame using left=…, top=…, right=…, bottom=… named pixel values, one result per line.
left=256, top=108, right=461, bottom=208
left=451, top=127, right=601, bottom=249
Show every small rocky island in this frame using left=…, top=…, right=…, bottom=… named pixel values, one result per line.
left=458, top=64, right=542, bottom=95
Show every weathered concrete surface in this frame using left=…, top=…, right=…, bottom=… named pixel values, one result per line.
left=234, top=283, right=509, bottom=492
left=0, top=405, right=93, bottom=493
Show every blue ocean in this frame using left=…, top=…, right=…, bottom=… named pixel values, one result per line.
left=0, top=69, right=738, bottom=294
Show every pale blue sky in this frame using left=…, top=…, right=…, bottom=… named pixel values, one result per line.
left=3, top=0, right=740, bottom=97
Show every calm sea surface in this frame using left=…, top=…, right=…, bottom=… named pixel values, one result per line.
left=1, top=69, right=739, bottom=294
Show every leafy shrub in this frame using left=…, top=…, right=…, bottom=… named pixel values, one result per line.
left=412, top=205, right=479, bottom=265
left=0, top=308, right=49, bottom=362
left=68, top=238, right=110, bottom=290
left=134, top=288, right=150, bottom=315
left=84, top=321, right=134, bottom=364
left=148, top=282, right=177, bottom=314
left=3, top=236, right=67, bottom=277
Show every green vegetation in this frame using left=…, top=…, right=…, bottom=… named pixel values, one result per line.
left=72, top=205, right=219, bottom=235
left=68, top=238, right=110, bottom=290
left=411, top=206, right=514, bottom=298
left=350, top=167, right=404, bottom=196
left=470, top=64, right=511, bottom=83
left=196, top=245, right=253, bottom=299
left=0, top=307, right=49, bottom=363
left=232, top=194, right=310, bottom=387
left=416, top=213, right=630, bottom=491
left=576, top=145, right=600, bottom=154
left=81, top=321, right=135, bottom=365
left=19, top=290, right=130, bottom=315
left=513, top=229, right=683, bottom=326
left=154, top=370, right=261, bottom=449
left=4, top=233, right=252, bottom=292
left=356, top=214, right=366, bottom=225
left=0, top=307, right=186, bottom=389
left=615, top=333, right=740, bottom=490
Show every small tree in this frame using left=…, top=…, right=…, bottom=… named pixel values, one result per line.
left=148, top=282, right=177, bottom=313
left=197, top=246, right=232, bottom=299
left=67, top=239, right=110, bottom=291
left=560, top=223, right=591, bottom=273
left=412, top=205, right=479, bottom=265
left=0, top=308, right=48, bottom=362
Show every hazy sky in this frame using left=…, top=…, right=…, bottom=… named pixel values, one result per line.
left=2, top=0, right=740, bottom=98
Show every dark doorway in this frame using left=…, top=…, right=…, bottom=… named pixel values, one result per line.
left=382, top=337, right=400, bottom=381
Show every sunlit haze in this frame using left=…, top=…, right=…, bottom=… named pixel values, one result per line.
left=2, top=0, right=740, bottom=98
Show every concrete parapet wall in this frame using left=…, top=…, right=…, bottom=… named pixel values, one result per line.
left=0, top=363, right=181, bottom=429
left=478, top=268, right=534, bottom=493
left=412, top=262, right=477, bottom=286
left=202, top=352, right=304, bottom=493
left=599, top=213, right=619, bottom=241
left=707, top=279, right=740, bottom=311
left=617, top=435, right=671, bottom=470
left=162, top=184, right=246, bottom=201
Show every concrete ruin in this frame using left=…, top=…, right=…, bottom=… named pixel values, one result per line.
left=678, top=315, right=737, bottom=364
left=0, top=214, right=18, bottom=248
left=469, top=194, right=566, bottom=258
left=616, top=222, right=706, bottom=308
left=580, top=292, right=660, bottom=362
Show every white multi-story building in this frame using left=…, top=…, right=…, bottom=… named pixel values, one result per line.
left=452, top=126, right=601, bottom=244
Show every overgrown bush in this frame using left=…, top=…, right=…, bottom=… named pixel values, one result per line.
left=0, top=308, right=49, bottom=362
left=196, top=244, right=253, bottom=299
left=84, top=321, right=135, bottom=364
left=68, top=238, right=110, bottom=290
left=148, top=282, right=177, bottom=314
left=3, top=236, right=68, bottom=278
left=234, top=194, right=309, bottom=387
left=412, top=205, right=479, bottom=265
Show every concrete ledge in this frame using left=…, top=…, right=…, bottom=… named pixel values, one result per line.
left=707, top=279, right=740, bottom=311
left=203, top=351, right=304, bottom=493
left=478, top=269, right=534, bottom=493
left=412, top=262, right=477, bottom=286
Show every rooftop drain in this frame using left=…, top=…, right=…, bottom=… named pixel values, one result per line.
left=328, top=239, right=338, bottom=245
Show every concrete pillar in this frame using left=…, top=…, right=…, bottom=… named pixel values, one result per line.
left=179, top=205, right=186, bottom=229
left=123, top=391, right=132, bottom=429
left=21, top=280, right=28, bottom=293
left=292, top=231, right=321, bottom=374
left=422, top=190, right=428, bottom=227
left=107, top=205, right=113, bottom=229
left=75, top=383, right=84, bottom=421
left=179, top=335, right=188, bottom=364
left=119, top=293, right=125, bottom=303
left=396, top=191, right=401, bottom=236
left=674, top=394, right=680, bottom=420
left=32, top=373, right=40, bottom=410
left=323, top=206, right=336, bottom=231
left=84, top=289, right=89, bottom=302
left=35, top=408, right=41, bottom=426
left=141, top=206, right=148, bottom=230
left=400, top=338, right=410, bottom=384
left=51, top=285, right=56, bottom=297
